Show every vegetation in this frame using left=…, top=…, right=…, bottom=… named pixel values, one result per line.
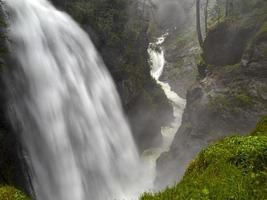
left=0, top=186, right=30, bottom=200
left=208, top=88, right=253, bottom=114
left=140, top=115, right=267, bottom=200
left=66, top=0, right=169, bottom=111
left=255, top=21, right=267, bottom=43
left=66, top=0, right=128, bottom=46
left=251, top=116, right=267, bottom=136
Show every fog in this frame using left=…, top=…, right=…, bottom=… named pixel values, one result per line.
left=150, top=0, right=195, bottom=31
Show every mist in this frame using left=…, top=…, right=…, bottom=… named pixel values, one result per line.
left=150, top=0, right=195, bottom=31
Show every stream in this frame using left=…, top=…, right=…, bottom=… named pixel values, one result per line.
left=142, top=33, right=186, bottom=188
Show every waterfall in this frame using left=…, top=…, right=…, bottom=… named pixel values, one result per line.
left=143, top=33, right=186, bottom=184
left=4, top=0, right=149, bottom=199
left=148, top=34, right=186, bottom=148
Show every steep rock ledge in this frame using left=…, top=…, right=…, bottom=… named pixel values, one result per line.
left=156, top=13, right=267, bottom=189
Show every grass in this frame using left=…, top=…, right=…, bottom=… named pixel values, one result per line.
left=140, top=115, right=267, bottom=200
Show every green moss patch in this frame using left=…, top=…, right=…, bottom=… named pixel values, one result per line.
left=0, top=186, right=30, bottom=200
left=255, top=21, right=267, bottom=43
left=208, top=89, right=253, bottom=115
left=251, top=115, right=267, bottom=136
left=141, top=117, right=267, bottom=200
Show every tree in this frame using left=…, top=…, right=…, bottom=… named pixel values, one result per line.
left=204, top=0, right=209, bottom=36
left=225, top=0, right=234, bottom=17
left=196, top=0, right=204, bottom=48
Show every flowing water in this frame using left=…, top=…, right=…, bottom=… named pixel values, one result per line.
left=143, top=34, right=186, bottom=182
left=5, top=0, right=151, bottom=199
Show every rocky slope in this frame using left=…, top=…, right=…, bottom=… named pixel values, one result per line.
left=156, top=1, right=267, bottom=189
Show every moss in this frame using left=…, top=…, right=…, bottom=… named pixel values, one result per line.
left=141, top=117, right=267, bottom=200
left=255, top=21, right=267, bottom=43
left=251, top=115, right=267, bottom=136
left=234, top=91, right=253, bottom=108
left=0, top=186, right=30, bottom=200
left=208, top=89, right=253, bottom=114
left=222, top=63, right=241, bottom=73
left=208, top=94, right=230, bottom=113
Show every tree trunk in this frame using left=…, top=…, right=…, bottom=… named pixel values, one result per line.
left=225, top=0, right=229, bottom=17
left=229, top=0, right=234, bottom=16
left=226, top=0, right=234, bottom=17
left=196, top=0, right=203, bottom=48
left=204, top=0, right=209, bottom=36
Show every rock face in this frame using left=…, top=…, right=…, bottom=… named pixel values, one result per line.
left=203, top=21, right=255, bottom=66
left=0, top=6, right=31, bottom=193
left=156, top=14, right=267, bottom=189
left=50, top=0, right=173, bottom=150
left=161, top=29, right=199, bottom=98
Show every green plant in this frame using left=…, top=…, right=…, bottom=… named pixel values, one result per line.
left=0, top=186, right=30, bottom=200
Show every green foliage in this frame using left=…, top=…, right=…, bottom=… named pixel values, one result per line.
left=251, top=116, right=267, bottom=136
left=207, top=0, right=267, bottom=36
left=66, top=0, right=172, bottom=130
left=67, top=0, right=128, bottom=46
left=0, top=186, right=30, bottom=200
left=141, top=116, right=267, bottom=200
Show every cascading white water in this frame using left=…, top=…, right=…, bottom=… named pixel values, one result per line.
left=5, top=0, right=150, bottom=199
left=143, top=33, right=186, bottom=182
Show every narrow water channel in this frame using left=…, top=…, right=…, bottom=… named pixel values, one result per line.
left=142, top=33, right=186, bottom=189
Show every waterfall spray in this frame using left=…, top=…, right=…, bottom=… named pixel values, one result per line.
left=4, top=0, right=150, bottom=199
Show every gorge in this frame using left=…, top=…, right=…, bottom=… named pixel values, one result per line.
left=0, top=0, right=266, bottom=200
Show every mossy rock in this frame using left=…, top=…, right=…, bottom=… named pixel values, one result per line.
left=141, top=116, right=267, bottom=200
left=208, top=89, right=253, bottom=115
left=0, top=186, right=30, bottom=200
